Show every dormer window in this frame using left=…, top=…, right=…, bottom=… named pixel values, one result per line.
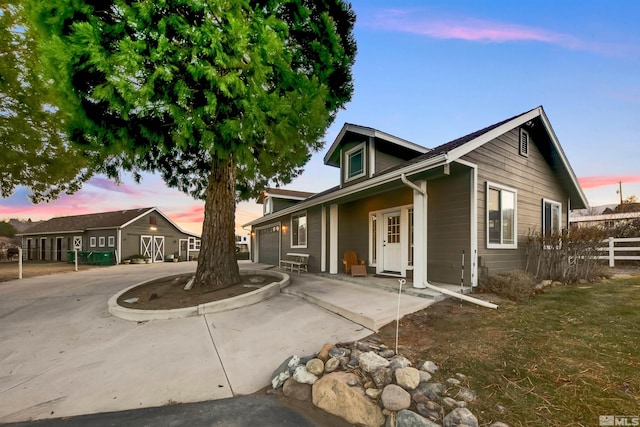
left=263, top=197, right=273, bottom=215
left=345, top=143, right=366, bottom=182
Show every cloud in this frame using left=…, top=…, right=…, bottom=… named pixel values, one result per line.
left=366, top=9, right=640, bottom=58
left=579, top=175, right=640, bottom=189
left=168, top=205, right=205, bottom=223
left=88, top=176, right=144, bottom=196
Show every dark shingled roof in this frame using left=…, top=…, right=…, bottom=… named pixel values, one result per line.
left=19, top=207, right=155, bottom=235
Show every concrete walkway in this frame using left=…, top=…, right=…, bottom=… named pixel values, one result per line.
left=0, top=262, right=433, bottom=423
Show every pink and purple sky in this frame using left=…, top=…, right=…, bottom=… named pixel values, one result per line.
left=2, top=0, right=639, bottom=235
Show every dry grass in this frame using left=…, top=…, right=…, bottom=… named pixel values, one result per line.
left=0, top=261, right=100, bottom=282
left=378, top=276, right=640, bottom=426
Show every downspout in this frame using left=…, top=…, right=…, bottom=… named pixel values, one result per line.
left=423, top=282, right=498, bottom=309
left=400, top=174, right=425, bottom=195
left=401, top=174, right=497, bottom=309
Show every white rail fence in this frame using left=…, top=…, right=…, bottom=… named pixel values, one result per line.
left=598, top=237, right=640, bottom=267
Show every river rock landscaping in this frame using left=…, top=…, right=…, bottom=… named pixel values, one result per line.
left=270, top=336, right=510, bottom=427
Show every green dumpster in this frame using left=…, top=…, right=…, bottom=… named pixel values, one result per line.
left=90, top=251, right=115, bottom=265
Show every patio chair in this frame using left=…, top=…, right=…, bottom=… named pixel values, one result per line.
left=342, top=251, right=366, bottom=276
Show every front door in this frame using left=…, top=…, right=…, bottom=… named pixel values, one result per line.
left=383, top=212, right=401, bottom=273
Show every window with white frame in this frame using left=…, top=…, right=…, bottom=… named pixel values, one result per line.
left=487, top=182, right=517, bottom=249
left=345, top=143, right=365, bottom=182
left=543, top=199, right=562, bottom=238
left=98, top=236, right=105, bottom=247
left=263, top=197, right=273, bottom=215
left=108, top=236, right=115, bottom=247
left=291, top=212, right=307, bottom=248
left=90, top=237, right=97, bottom=247
left=188, top=237, right=201, bottom=250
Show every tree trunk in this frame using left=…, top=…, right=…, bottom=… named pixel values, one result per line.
left=193, top=156, right=241, bottom=287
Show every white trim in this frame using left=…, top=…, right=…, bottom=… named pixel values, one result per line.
left=321, top=205, right=326, bottom=272
left=120, top=207, right=200, bottom=238
left=99, top=236, right=105, bottom=247
left=290, top=210, right=308, bottom=249
left=344, top=142, right=366, bottom=182
left=324, top=123, right=429, bottom=167
left=254, top=222, right=281, bottom=265
left=369, top=204, right=413, bottom=277
left=108, top=235, right=115, bottom=247
left=329, top=204, right=338, bottom=274
left=486, top=181, right=518, bottom=249
left=447, top=109, right=540, bottom=162
left=369, top=136, right=376, bottom=177
left=141, top=235, right=153, bottom=258
left=90, top=236, right=97, bottom=248
left=369, top=213, right=377, bottom=267
left=116, top=229, right=122, bottom=264
left=153, top=235, right=165, bottom=262
left=411, top=181, right=427, bottom=288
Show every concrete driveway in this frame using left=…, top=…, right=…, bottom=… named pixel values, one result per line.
left=0, top=262, right=374, bottom=423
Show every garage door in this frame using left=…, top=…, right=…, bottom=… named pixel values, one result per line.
left=258, top=225, right=280, bottom=266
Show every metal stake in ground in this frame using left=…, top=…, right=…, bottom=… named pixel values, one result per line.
left=395, top=278, right=406, bottom=354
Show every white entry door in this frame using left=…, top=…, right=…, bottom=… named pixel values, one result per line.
left=383, top=212, right=402, bottom=272
left=153, top=236, right=165, bottom=262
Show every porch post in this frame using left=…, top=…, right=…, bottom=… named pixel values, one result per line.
left=321, top=205, right=327, bottom=272
left=412, top=180, right=428, bottom=288
left=329, top=204, right=338, bottom=274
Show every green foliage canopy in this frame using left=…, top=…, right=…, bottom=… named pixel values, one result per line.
left=0, top=2, right=94, bottom=201
left=27, top=0, right=357, bottom=201
left=0, top=221, right=17, bottom=238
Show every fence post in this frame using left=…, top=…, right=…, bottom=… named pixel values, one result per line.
left=608, top=237, right=615, bottom=268
left=18, top=247, right=23, bottom=279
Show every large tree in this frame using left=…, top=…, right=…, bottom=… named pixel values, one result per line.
left=0, top=2, right=94, bottom=201
left=27, top=0, right=356, bottom=286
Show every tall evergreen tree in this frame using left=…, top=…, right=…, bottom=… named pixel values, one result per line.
left=0, top=2, right=94, bottom=201
left=27, top=0, right=356, bottom=286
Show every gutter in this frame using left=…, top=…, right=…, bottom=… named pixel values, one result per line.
left=400, top=173, right=426, bottom=195
left=424, top=282, right=498, bottom=309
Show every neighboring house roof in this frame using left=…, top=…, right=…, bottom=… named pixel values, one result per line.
left=570, top=211, right=640, bottom=224
left=257, top=188, right=316, bottom=204
left=17, top=207, right=200, bottom=237
left=244, top=106, right=588, bottom=227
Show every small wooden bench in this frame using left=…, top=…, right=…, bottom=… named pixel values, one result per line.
left=279, top=253, right=310, bottom=273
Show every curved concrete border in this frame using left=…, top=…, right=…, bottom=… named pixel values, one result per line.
left=108, top=270, right=290, bottom=322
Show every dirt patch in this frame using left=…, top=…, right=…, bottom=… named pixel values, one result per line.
left=376, top=292, right=513, bottom=363
left=0, top=261, right=100, bottom=282
left=117, top=274, right=280, bottom=310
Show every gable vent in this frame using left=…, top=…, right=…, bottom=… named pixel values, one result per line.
left=519, top=128, right=529, bottom=157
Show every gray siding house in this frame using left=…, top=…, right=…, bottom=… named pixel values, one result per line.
left=18, top=207, right=201, bottom=264
left=245, top=106, right=588, bottom=288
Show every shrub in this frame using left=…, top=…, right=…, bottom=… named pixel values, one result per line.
left=525, top=227, right=607, bottom=283
left=478, top=270, right=537, bottom=301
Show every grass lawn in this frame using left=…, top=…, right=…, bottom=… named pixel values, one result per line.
left=379, top=276, right=640, bottom=426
